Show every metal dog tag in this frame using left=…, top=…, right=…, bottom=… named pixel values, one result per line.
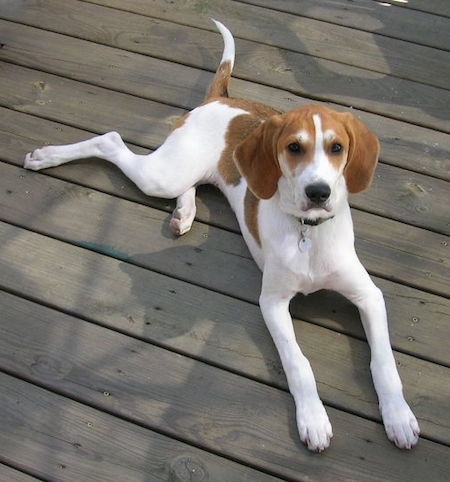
left=298, top=234, right=312, bottom=252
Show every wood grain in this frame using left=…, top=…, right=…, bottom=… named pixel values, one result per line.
left=0, top=465, right=41, bottom=482
left=0, top=223, right=448, bottom=444
left=1, top=20, right=449, bottom=181
left=1, top=0, right=449, bottom=130
left=0, top=294, right=448, bottom=481
left=0, top=0, right=448, bottom=479
left=238, top=0, right=450, bottom=46
left=0, top=372, right=280, bottom=481
left=2, top=160, right=448, bottom=297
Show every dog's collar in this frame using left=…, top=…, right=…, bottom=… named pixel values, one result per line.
left=295, top=215, right=333, bottom=252
left=297, top=216, right=334, bottom=226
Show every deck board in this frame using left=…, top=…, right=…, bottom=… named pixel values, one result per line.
left=1, top=161, right=448, bottom=326
left=1, top=21, right=449, bottom=178
left=0, top=221, right=449, bottom=444
left=0, top=0, right=449, bottom=480
left=238, top=0, right=450, bottom=48
left=1, top=58, right=449, bottom=235
left=0, top=371, right=280, bottom=481
left=1, top=0, right=449, bottom=130
left=0, top=291, right=448, bottom=481
left=3, top=0, right=449, bottom=89
left=0, top=465, right=42, bottom=482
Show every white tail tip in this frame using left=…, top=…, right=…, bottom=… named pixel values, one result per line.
left=211, top=19, right=235, bottom=70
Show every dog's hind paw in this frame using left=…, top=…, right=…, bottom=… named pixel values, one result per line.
left=24, top=147, right=57, bottom=171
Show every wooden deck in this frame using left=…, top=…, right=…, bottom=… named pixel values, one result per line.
left=0, top=0, right=449, bottom=480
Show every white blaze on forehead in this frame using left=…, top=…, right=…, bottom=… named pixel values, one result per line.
left=312, top=114, right=326, bottom=158
left=312, top=114, right=337, bottom=146
left=308, top=113, right=340, bottom=183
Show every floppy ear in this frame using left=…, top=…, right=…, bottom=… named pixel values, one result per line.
left=342, top=113, right=380, bottom=194
left=233, top=115, right=283, bottom=199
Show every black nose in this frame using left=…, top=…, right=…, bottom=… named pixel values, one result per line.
left=305, top=182, right=331, bottom=205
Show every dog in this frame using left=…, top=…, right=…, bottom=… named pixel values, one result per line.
left=24, top=20, right=420, bottom=452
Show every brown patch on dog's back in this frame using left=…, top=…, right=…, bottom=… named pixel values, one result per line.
left=218, top=114, right=260, bottom=185
left=217, top=99, right=280, bottom=186
left=244, top=188, right=261, bottom=246
left=222, top=98, right=280, bottom=119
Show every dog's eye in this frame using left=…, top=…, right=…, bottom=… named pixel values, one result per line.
left=331, top=143, right=343, bottom=154
left=288, top=142, right=302, bottom=154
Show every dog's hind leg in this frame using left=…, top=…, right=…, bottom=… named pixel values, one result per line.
left=25, top=131, right=128, bottom=170
left=24, top=131, right=172, bottom=194
left=24, top=131, right=201, bottom=235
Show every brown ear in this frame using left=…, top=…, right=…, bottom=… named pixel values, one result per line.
left=233, top=115, right=283, bottom=199
left=342, top=113, right=380, bottom=194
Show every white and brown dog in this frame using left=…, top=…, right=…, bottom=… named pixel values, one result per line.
left=24, top=21, right=420, bottom=452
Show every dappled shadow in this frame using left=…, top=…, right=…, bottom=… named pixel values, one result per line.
left=271, top=1, right=449, bottom=127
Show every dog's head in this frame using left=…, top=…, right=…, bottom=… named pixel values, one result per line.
left=234, top=105, right=380, bottom=221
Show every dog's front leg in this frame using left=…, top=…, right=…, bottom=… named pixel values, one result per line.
left=259, top=279, right=333, bottom=452
left=334, top=261, right=420, bottom=449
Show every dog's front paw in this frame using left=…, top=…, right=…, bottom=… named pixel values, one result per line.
left=169, top=189, right=197, bottom=236
left=296, top=400, right=333, bottom=452
left=381, top=397, right=420, bottom=449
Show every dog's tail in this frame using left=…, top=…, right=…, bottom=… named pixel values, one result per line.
left=205, top=20, right=235, bottom=101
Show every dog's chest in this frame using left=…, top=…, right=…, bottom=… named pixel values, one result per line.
left=261, top=216, right=349, bottom=294
left=279, top=238, right=333, bottom=293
